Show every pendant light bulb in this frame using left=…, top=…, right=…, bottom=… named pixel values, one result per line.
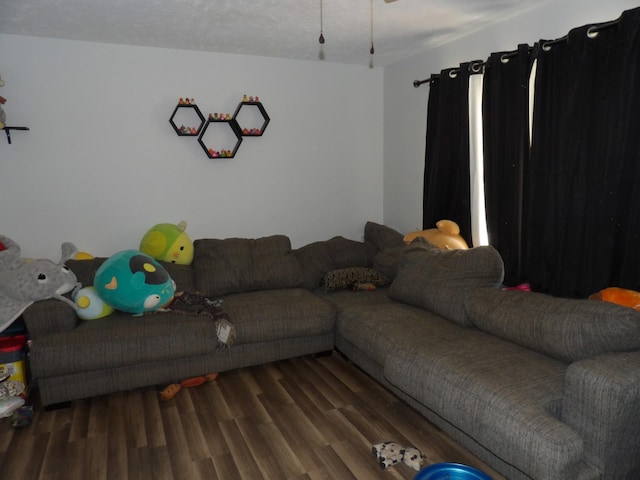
left=319, top=0, right=325, bottom=45
left=369, top=0, right=374, bottom=55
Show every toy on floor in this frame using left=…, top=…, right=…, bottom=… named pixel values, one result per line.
left=589, top=286, right=640, bottom=310
left=160, top=372, right=219, bottom=401
left=372, top=441, right=424, bottom=471
left=0, top=234, right=80, bottom=332
left=9, top=404, right=34, bottom=427
left=403, top=219, right=469, bottom=250
left=94, top=250, right=176, bottom=315
left=139, top=220, right=194, bottom=265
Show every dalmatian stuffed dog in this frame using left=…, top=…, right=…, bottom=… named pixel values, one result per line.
left=372, top=441, right=424, bottom=471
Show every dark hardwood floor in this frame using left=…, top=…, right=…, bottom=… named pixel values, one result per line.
left=0, top=352, right=505, bottom=479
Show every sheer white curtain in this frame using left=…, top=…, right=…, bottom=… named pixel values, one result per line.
left=468, top=73, right=489, bottom=247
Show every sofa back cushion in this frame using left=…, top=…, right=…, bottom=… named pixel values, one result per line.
left=388, top=241, right=505, bottom=327
left=364, top=221, right=407, bottom=279
left=193, top=235, right=303, bottom=297
left=293, top=236, right=376, bottom=290
left=466, top=288, right=640, bottom=362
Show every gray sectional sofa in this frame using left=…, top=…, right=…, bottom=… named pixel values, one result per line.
left=22, top=223, right=640, bottom=480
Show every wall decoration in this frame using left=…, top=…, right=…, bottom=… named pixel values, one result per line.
left=0, top=73, right=30, bottom=144
left=170, top=96, right=270, bottom=159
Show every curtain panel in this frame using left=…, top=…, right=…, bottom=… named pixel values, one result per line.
left=422, top=6, right=640, bottom=298
left=527, top=7, right=640, bottom=297
left=482, top=44, right=533, bottom=286
left=423, top=64, right=474, bottom=244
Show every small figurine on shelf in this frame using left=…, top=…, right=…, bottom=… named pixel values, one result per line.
left=255, top=96, right=260, bottom=102
left=179, top=98, right=185, bottom=104
left=243, top=94, right=248, bottom=102
left=225, top=113, right=231, bottom=120
left=208, top=113, right=214, bottom=120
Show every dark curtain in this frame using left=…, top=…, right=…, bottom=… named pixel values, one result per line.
left=482, top=44, right=533, bottom=286
left=423, top=64, right=472, bottom=243
left=527, top=7, right=640, bottom=297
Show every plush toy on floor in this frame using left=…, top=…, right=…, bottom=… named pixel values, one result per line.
left=160, top=372, right=219, bottom=401
left=372, top=441, right=424, bottom=471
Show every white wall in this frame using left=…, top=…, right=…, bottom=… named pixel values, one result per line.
left=382, top=0, right=639, bottom=235
left=0, top=35, right=384, bottom=259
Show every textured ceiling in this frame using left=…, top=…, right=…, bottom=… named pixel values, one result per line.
left=0, top=0, right=548, bottom=67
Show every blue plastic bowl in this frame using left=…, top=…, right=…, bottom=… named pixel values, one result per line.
left=414, top=463, right=493, bottom=480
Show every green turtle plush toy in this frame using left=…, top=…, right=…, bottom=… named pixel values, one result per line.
left=139, top=220, right=194, bottom=265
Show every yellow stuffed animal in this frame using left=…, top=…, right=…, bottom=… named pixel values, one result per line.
left=139, top=220, right=194, bottom=265
left=404, top=220, right=469, bottom=250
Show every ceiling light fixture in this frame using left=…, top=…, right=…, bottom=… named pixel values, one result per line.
left=319, top=0, right=325, bottom=45
left=370, top=0, right=375, bottom=55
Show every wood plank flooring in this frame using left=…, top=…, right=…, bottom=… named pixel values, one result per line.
left=0, top=352, right=506, bottom=479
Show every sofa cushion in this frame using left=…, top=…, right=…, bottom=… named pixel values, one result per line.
left=66, top=258, right=106, bottom=288
left=388, top=242, right=504, bottom=327
left=294, top=236, right=376, bottom=290
left=193, top=235, right=303, bottom=297
left=30, top=311, right=220, bottom=377
left=364, top=222, right=407, bottom=279
left=466, top=288, right=640, bottom=362
left=220, top=288, right=336, bottom=344
left=384, top=336, right=580, bottom=480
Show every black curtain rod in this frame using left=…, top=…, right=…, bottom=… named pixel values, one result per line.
left=413, top=59, right=485, bottom=88
left=413, top=16, right=621, bottom=88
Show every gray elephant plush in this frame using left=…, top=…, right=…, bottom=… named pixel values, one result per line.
left=0, top=235, right=80, bottom=333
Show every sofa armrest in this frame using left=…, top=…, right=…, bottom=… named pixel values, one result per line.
left=562, top=352, right=640, bottom=479
left=22, top=299, right=79, bottom=339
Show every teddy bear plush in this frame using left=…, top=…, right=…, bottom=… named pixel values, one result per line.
left=372, top=441, right=424, bottom=471
left=404, top=219, right=469, bottom=250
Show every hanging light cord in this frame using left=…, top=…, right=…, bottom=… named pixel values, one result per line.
left=319, top=0, right=325, bottom=44
left=370, top=0, right=375, bottom=54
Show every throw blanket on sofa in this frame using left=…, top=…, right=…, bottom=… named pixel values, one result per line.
left=165, top=292, right=236, bottom=346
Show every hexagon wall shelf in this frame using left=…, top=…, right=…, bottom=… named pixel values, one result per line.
left=169, top=103, right=205, bottom=136
left=170, top=97, right=269, bottom=158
